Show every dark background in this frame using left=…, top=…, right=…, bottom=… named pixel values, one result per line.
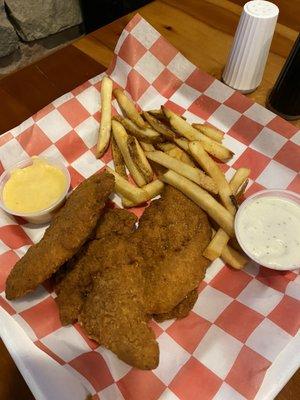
left=80, top=0, right=152, bottom=33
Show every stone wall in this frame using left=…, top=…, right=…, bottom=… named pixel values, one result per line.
left=0, top=0, right=82, bottom=57
left=0, top=1, right=18, bottom=56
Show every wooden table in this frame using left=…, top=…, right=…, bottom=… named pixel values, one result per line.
left=0, top=1, right=299, bottom=399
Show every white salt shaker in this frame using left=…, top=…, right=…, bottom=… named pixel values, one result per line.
left=222, top=0, right=279, bottom=93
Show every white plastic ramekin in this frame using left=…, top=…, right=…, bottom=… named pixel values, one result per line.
left=0, top=157, right=70, bottom=224
left=235, top=189, right=300, bottom=271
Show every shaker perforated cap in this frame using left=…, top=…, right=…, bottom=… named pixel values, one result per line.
left=222, top=1, right=279, bottom=93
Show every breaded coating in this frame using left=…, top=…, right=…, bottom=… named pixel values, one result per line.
left=153, top=289, right=198, bottom=322
left=79, top=264, right=159, bottom=370
left=134, top=186, right=211, bottom=314
left=5, top=172, right=114, bottom=300
left=78, top=187, right=209, bottom=369
left=55, top=209, right=137, bottom=325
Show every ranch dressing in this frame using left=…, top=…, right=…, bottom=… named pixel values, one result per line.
left=236, top=196, right=300, bottom=269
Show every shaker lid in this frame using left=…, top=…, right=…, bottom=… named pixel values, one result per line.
left=244, top=0, right=279, bottom=19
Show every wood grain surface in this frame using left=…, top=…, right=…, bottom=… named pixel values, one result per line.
left=231, top=0, right=300, bottom=31
left=0, top=46, right=105, bottom=134
left=73, top=0, right=299, bottom=128
left=0, top=1, right=299, bottom=399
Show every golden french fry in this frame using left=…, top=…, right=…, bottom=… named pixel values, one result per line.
left=146, top=151, right=218, bottom=194
left=111, top=138, right=127, bottom=204
left=128, top=136, right=153, bottom=183
left=189, top=141, right=236, bottom=214
left=156, top=142, right=177, bottom=152
left=202, top=140, right=233, bottom=162
left=231, top=168, right=250, bottom=201
left=148, top=109, right=186, bottom=121
left=161, top=170, right=235, bottom=236
left=139, top=141, right=155, bottom=152
left=203, top=168, right=251, bottom=261
left=174, top=137, right=190, bottom=153
left=166, top=147, right=182, bottom=159
left=205, top=224, right=245, bottom=261
left=119, top=117, right=161, bottom=143
left=167, top=147, right=196, bottom=167
left=148, top=109, right=165, bottom=120
left=140, top=117, right=152, bottom=129
left=122, top=179, right=164, bottom=207
left=113, top=88, right=146, bottom=129
left=96, top=76, right=113, bottom=158
left=143, top=112, right=175, bottom=140
left=203, top=229, right=230, bottom=260
left=111, top=136, right=127, bottom=179
left=111, top=120, right=147, bottom=187
left=221, top=245, right=248, bottom=269
left=192, top=123, right=224, bottom=143
left=229, top=237, right=244, bottom=252
left=162, top=107, right=233, bottom=161
left=156, top=142, right=195, bottom=165
left=236, top=179, right=249, bottom=199
left=205, top=230, right=247, bottom=268
left=121, top=198, right=136, bottom=207
left=229, top=168, right=251, bottom=194
left=112, top=114, right=123, bottom=123
left=142, top=179, right=164, bottom=199
left=106, top=167, right=148, bottom=203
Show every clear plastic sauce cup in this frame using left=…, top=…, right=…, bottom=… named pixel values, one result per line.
left=0, top=157, right=70, bottom=224
left=235, top=189, right=300, bottom=271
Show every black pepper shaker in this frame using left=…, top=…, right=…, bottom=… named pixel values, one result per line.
left=267, top=34, right=300, bottom=120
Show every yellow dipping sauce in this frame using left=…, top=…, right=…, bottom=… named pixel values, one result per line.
left=3, top=157, right=67, bottom=213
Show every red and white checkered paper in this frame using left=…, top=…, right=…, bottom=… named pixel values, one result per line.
left=0, top=14, right=299, bottom=400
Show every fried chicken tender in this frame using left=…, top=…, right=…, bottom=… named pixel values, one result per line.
left=78, top=187, right=209, bottom=369
left=79, top=264, right=159, bottom=370
left=153, top=289, right=198, bottom=322
left=134, top=186, right=211, bottom=314
left=5, top=172, right=114, bottom=300
left=55, top=209, right=137, bottom=325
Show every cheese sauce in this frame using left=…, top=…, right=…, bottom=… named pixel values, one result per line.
left=3, top=157, right=67, bottom=213
left=236, top=196, right=300, bottom=269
